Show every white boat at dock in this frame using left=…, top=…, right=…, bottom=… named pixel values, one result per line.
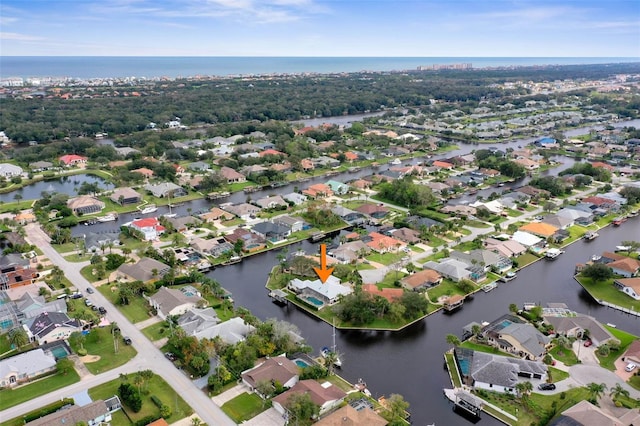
left=499, top=271, right=517, bottom=283
left=482, top=282, right=497, bottom=292
left=97, top=213, right=118, bottom=222
left=390, top=158, right=402, bottom=165
left=138, top=204, right=158, bottom=214
left=545, top=248, right=564, bottom=259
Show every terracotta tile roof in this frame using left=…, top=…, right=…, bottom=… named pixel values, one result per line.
left=433, top=160, right=454, bottom=169
left=519, top=222, right=558, bottom=237
left=362, top=284, right=403, bottom=302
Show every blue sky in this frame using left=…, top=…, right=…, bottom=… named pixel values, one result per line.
left=1, top=0, right=639, bottom=56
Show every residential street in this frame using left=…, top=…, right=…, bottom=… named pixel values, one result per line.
left=0, top=224, right=236, bottom=426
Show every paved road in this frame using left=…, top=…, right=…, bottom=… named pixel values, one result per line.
left=0, top=224, right=236, bottom=426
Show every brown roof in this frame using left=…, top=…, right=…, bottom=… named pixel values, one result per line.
left=315, top=405, right=388, bottom=426
left=623, top=339, right=640, bottom=361
left=147, top=420, right=170, bottom=426
left=401, top=269, right=442, bottom=289
left=356, top=203, right=389, bottom=215
left=608, top=258, right=640, bottom=274
left=362, top=284, right=404, bottom=302
left=615, top=277, right=640, bottom=292
left=273, top=379, right=346, bottom=408
left=242, top=357, right=299, bottom=389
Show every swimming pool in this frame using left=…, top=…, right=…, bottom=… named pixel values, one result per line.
left=305, top=296, right=324, bottom=307
left=294, top=359, right=311, bottom=368
left=49, top=346, right=70, bottom=360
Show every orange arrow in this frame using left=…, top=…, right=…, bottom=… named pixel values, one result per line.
left=313, top=243, right=334, bottom=283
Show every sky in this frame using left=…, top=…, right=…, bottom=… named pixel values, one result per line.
left=1, top=0, right=639, bottom=57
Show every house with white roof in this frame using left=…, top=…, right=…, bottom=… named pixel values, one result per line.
left=0, top=163, right=23, bottom=177
left=0, top=349, right=57, bottom=387
left=288, top=275, right=352, bottom=307
left=422, top=258, right=474, bottom=282
left=511, top=231, right=543, bottom=247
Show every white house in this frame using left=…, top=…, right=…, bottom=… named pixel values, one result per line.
left=148, top=287, right=204, bottom=320
left=288, top=275, right=352, bottom=307
left=0, top=163, right=23, bottom=177
left=0, top=349, right=56, bottom=387
left=614, top=278, right=640, bottom=300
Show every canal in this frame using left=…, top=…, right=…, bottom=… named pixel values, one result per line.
left=206, top=220, right=639, bottom=426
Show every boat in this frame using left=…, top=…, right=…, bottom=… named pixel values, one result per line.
left=628, top=210, right=639, bottom=218
left=545, top=248, right=564, bottom=259
left=207, top=191, right=230, bottom=200
left=583, top=231, right=599, bottom=241
left=613, top=217, right=627, bottom=226
left=162, top=213, right=177, bottom=218
left=138, top=204, right=158, bottom=214
left=243, top=186, right=259, bottom=193
left=615, top=245, right=631, bottom=252
left=222, top=255, right=242, bottom=265
left=482, top=282, right=497, bottom=292
left=309, top=232, right=327, bottom=243
left=97, top=213, right=117, bottom=222
left=321, top=320, right=342, bottom=368
left=354, top=378, right=371, bottom=397
left=390, top=158, right=401, bottom=165
left=499, top=271, right=517, bottom=283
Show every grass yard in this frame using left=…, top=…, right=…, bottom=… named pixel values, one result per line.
left=576, top=276, right=640, bottom=313
left=629, top=375, right=640, bottom=391
left=596, top=326, right=638, bottom=371
left=516, top=252, right=540, bottom=268
left=378, top=271, right=407, bottom=288
left=98, top=286, right=154, bottom=323
left=426, top=279, right=469, bottom=302
left=69, top=327, right=137, bottom=374
left=365, top=251, right=404, bottom=265
left=0, top=370, right=80, bottom=410
left=444, top=352, right=462, bottom=387
left=141, top=322, right=170, bottom=341
left=549, top=344, right=579, bottom=366
left=221, top=392, right=267, bottom=423
left=89, top=373, right=193, bottom=424
left=548, top=367, right=570, bottom=383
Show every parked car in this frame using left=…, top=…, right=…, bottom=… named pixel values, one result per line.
left=86, top=287, right=94, bottom=294
left=98, top=306, right=107, bottom=315
left=583, top=339, right=593, bottom=347
left=625, top=362, right=637, bottom=372
left=538, top=383, right=556, bottom=391
left=123, top=336, right=132, bottom=345
left=70, top=292, right=83, bottom=299
left=84, top=299, right=93, bottom=307
left=164, top=352, right=176, bottom=361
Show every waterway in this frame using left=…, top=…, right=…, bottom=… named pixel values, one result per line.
left=203, top=220, right=639, bottom=426
left=0, top=173, right=114, bottom=203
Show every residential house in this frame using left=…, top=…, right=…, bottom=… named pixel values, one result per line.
left=131, top=167, right=154, bottom=179
left=362, top=284, right=403, bottom=303
left=0, top=349, right=57, bottom=387
left=178, top=316, right=254, bottom=344
left=15, top=292, right=67, bottom=320
left=422, top=258, right=473, bottom=282
left=391, top=227, right=421, bottom=244
left=366, top=232, right=406, bottom=254
left=224, top=228, right=266, bottom=252
left=623, top=340, right=640, bottom=365
left=0, top=163, right=23, bottom=177
left=303, top=183, right=334, bottom=199
left=199, top=207, right=235, bottom=223
left=59, top=154, right=87, bottom=166
left=242, top=164, right=268, bottom=175
left=148, top=287, right=204, bottom=320
left=14, top=211, right=36, bottom=224
left=288, top=275, right=352, bottom=307
left=330, top=240, right=370, bottom=264
left=241, top=355, right=299, bottom=392
left=514, top=158, right=540, bottom=170
left=28, top=161, right=53, bottom=172
left=259, top=148, right=286, bottom=158
left=518, top=222, right=558, bottom=239
left=254, top=195, right=288, bottom=209
left=440, top=205, right=477, bottom=217
left=349, top=179, right=371, bottom=190
left=515, top=186, right=551, bottom=199
left=272, top=380, right=347, bottom=417
left=450, top=249, right=512, bottom=273
left=356, top=203, right=389, bottom=219
left=273, top=215, right=306, bottom=233
left=483, top=315, right=550, bottom=360
left=457, top=348, right=548, bottom=394
left=596, top=253, right=640, bottom=278
left=556, top=207, right=594, bottom=225
left=312, top=156, right=340, bottom=168
left=221, top=203, right=262, bottom=221
left=271, top=162, right=292, bottom=173
left=300, top=158, right=315, bottom=172
left=83, top=231, right=120, bottom=253
left=614, top=277, right=640, bottom=300
left=314, top=404, right=388, bottom=426
left=0, top=253, right=37, bottom=289
left=143, top=182, right=186, bottom=198
left=28, top=400, right=113, bottom=426
left=67, top=196, right=105, bottom=215
left=191, top=236, right=234, bottom=257
left=109, top=187, right=142, bottom=205
left=325, top=180, right=349, bottom=195
left=116, top=257, right=170, bottom=282
left=115, top=146, right=140, bottom=157
left=541, top=214, right=574, bottom=230
left=26, top=312, right=82, bottom=345
left=581, top=196, right=619, bottom=211
left=432, top=160, right=454, bottom=170
left=167, top=215, right=202, bottom=233
left=401, top=269, right=443, bottom=291
left=511, top=231, right=543, bottom=248
left=128, top=217, right=165, bottom=240
left=252, top=221, right=291, bottom=242
left=483, top=238, right=527, bottom=258
left=176, top=307, right=220, bottom=337
left=543, top=312, right=614, bottom=347
left=187, top=161, right=210, bottom=172
left=554, top=399, right=640, bottom=426
left=331, top=206, right=366, bottom=226
left=283, top=192, right=308, bottom=206
left=220, top=167, right=246, bottom=183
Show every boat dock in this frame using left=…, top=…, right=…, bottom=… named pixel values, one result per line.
left=309, top=232, right=327, bottom=242
left=482, top=282, right=497, bottom=293
left=443, top=388, right=483, bottom=417
left=443, top=295, right=465, bottom=312
left=269, top=289, right=289, bottom=305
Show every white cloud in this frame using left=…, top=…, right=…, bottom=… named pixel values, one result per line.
left=0, top=16, right=18, bottom=25
left=0, top=32, right=43, bottom=41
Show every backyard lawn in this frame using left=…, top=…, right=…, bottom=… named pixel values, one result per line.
left=141, top=321, right=170, bottom=341
left=221, top=392, right=267, bottom=423
left=68, top=327, right=137, bottom=374
left=99, top=286, right=154, bottom=323
left=0, top=369, right=80, bottom=410
left=595, top=326, right=638, bottom=371
left=576, top=276, right=640, bottom=312
left=426, top=279, right=470, bottom=303
left=549, top=344, right=579, bottom=366
left=516, top=252, right=540, bottom=268
left=89, top=373, right=193, bottom=424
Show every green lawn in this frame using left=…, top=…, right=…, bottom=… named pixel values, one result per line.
left=444, top=352, right=462, bottom=387
left=98, top=286, right=154, bottom=323
left=516, top=252, right=540, bottom=268
left=0, top=370, right=80, bottom=410
left=596, top=326, right=638, bottom=370
left=629, top=375, right=640, bottom=391
left=89, top=373, right=192, bottom=424
left=549, top=344, right=578, bottom=366
left=427, top=279, right=473, bottom=302
left=365, top=251, right=404, bottom=265
left=576, top=276, right=640, bottom=312
left=141, top=322, right=170, bottom=341
left=68, top=327, right=137, bottom=374
left=221, top=392, right=268, bottom=423
left=548, top=366, right=569, bottom=383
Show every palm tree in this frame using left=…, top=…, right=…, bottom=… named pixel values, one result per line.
left=445, top=334, right=461, bottom=349
left=515, top=381, right=533, bottom=407
left=8, top=328, right=29, bottom=349
left=609, top=383, right=629, bottom=402
left=587, top=382, right=607, bottom=403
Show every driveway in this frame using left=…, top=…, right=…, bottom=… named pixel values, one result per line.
left=568, top=364, right=640, bottom=398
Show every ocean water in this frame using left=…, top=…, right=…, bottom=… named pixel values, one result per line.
left=1, top=56, right=638, bottom=80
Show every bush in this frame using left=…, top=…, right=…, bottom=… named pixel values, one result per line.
left=134, top=415, right=161, bottom=426
left=160, top=404, right=172, bottom=418
left=23, top=398, right=74, bottom=423
left=151, top=395, right=163, bottom=408
left=119, top=382, right=142, bottom=412
left=77, top=348, right=87, bottom=356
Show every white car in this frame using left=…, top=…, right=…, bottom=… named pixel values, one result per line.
left=625, top=362, right=637, bottom=372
